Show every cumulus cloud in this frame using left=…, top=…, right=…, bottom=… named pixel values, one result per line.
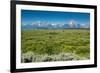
left=68, top=20, right=77, bottom=27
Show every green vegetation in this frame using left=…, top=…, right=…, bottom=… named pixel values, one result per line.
left=21, top=29, right=90, bottom=63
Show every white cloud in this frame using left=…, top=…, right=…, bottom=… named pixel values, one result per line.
left=68, top=20, right=77, bottom=27
left=80, top=24, right=89, bottom=28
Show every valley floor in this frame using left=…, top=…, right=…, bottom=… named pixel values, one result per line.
left=21, top=29, right=90, bottom=63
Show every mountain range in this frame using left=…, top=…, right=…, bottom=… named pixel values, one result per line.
left=22, top=21, right=90, bottom=29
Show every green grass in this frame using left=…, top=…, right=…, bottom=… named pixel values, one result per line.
left=21, top=29, right=90, bottom=63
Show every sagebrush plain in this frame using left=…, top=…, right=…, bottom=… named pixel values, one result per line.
left=21, top=29, right=90, bottom=63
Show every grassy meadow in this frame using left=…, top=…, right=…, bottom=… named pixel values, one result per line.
left=21, top=29, right=90, bottom=63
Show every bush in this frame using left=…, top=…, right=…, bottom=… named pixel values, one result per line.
left=21, top=52, right=89, bottom=63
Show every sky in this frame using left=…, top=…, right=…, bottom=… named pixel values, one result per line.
left=21, top=10, right=90, bottom=26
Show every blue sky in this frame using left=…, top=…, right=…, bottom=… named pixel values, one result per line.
left=21, top=10, right=90, bottom=26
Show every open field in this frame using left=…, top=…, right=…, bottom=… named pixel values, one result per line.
left=21, top=29, right=90, bottom=63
